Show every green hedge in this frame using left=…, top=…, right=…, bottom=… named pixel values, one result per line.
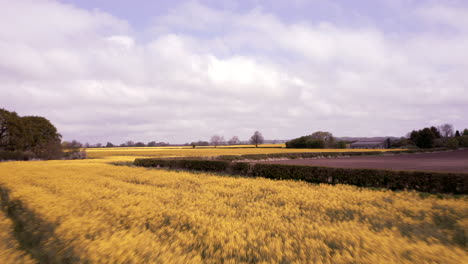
left=251, top=164, right=467, bottom=194
left=134, top=159, right=230, bottom=172
left=134, top=158, right=467, bottom=194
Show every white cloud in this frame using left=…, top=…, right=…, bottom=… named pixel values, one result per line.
left=0, top=0, right=467, bottom=143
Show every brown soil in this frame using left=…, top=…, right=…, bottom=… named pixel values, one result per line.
left=259, top=149, right=468, bottom=173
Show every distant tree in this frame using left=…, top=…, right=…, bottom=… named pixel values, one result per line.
left=305, top=138, right=324, bottom=148
left=134, top=142, right=146, bottom=147
left=228, top=136, right=240, bottom=145
left=430, top=126, right=442, bottom=138
left=0, top=108, right=23, bottom=151
left=95, top=143, right=102, bottom=148
left=464, top=129, right=468, bottom=136
left=20, top=116, right=62, bottom=159
left=250, top=131, right=264, bottom=148
left=286, top=136, right=309, bottom=148
left=310, top=131, right=334, bottom=148
left=455, top=130, right=461, bottom=137
left=334, top=141, right=347, bottom=149
left=119, top=143, right=126, bottom=147
left=191, top=142, right=196, bottom=148
left=106, top=142, right=114, bottom=147
left=438, top=124, right=454, bottom=138
left=84, top=143, right=91, bottom=148
left=386, top=138, right=391, bottom=149
left=210, top=135, right=224, bottom=148
left=126, top=141, right=135, bottom=147
left=70, top=140, right=82, bottom=149
left=62, top=140, right=82, bottom=150
left=147, top=141, right=157, bottom=147
left=409, top=127, right=440, bottom=148
left=194, top=141, right=209, bottom=146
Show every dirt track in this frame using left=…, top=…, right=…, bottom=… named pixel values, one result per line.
left=260, top=149, right=468, bottom=173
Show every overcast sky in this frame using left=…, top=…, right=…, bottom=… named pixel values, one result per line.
left=1, top=0, right=467, bottom=144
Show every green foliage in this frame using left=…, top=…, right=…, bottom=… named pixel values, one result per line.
left=285, top=136, right=309, bottom=148
left=305, top=139, right=325, bottom=148
left=134, top=155, right=467, bottom=194
left=409, top=126, right=441, bottom=148
left=463, top=129, right=468, bottom=136
left=286, top=131, right=335, bottom=148
left=250, top=164, right=467, bottom=194
left=0, top=109, right=63, bottom=160
left=21, top=116, right=62, bottom=159
left=0, top=150, right=35, bottom=161
left=457, top=135, right=468, bottom=147
left=445, top=138, right=459, bottom=149
left=0, top=109, right=23, bottom=150
left=334, top=141, right=347, bottom=148
left=134, top=159, right=230, bottom=172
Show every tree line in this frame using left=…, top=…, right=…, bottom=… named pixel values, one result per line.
left=286, top=124, right=468, bottom=149
left=395, top=124, right=468, bottom=149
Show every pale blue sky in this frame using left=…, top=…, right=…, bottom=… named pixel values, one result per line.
left=1, top=0, right=467, bottom=144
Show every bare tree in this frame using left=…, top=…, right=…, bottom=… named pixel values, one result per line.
left=438, top=124, right=454, bottom=138
left=210, top=135, right=224, bottom=148
left=228, top=136, right=240, bottom=145
left=250, top=131, right=264, bottom=148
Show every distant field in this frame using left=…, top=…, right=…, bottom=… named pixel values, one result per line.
left=0, top=159, right=466, bottom=263
left=86, top=146, right=398, bottom=161
left=262, top=149, right=468, bottom=173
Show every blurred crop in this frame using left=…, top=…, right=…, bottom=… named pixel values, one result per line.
left=0, top=158, right=466, bottom=263
left=0, top=210, right=36, bottom=263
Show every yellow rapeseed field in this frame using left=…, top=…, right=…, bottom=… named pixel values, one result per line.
left=0, top=157, right=466, bottom=263
left=86, top=146, right=397, bottom=160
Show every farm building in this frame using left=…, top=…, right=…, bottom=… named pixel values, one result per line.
left=350, top=141, right=386, bottom=149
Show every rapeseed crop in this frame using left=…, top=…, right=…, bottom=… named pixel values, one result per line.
left=0, top=159, right=466, bottom=263
left=86, top=146, right=396, bottom=159
left=0, top=210, right=36, bottom=263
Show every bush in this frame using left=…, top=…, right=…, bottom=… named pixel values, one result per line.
left=456, top=136, right=468, bottom=148
left=445, top=138, right=459, bottom=149
left=334, top=141, right=347, bottom=148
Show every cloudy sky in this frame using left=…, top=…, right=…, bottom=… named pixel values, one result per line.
left=1, top=0, right=467, bottom=144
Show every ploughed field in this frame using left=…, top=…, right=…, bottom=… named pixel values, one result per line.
left=0, top=147, right=467, bottom=263
left=261, top=149, right=468, bottom=173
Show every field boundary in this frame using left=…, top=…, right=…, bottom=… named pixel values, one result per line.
left=157, top=149, right=449, bottom=162
left=134, top=158, right=468, bottom=194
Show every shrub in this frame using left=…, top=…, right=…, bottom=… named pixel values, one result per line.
left=456, top=135, right=468, bottom=148
left=445, top=138, right=459, bottom=149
